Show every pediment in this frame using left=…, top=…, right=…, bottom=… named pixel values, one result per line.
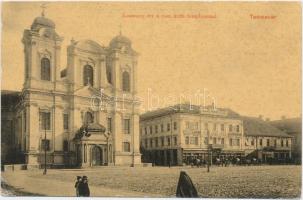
left=73, top=86, right=113, bottom=100
left=74, top=85, right=100, bottom=97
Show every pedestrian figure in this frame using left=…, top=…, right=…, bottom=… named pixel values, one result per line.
left=78, top=176, right=90, bottom=197
left=74, top=176, right=82, bottom=197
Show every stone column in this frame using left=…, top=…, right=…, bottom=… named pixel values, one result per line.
left=112, top=55, right=120, bottom=91
left=99, top=57, right=107, bottom=87
left=55, top=44, right=62, bottom=82
left=30, top=41, right=37, bottom=80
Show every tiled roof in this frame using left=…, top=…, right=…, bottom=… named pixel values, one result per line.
left=269, top=118, right=302, bottom=135
left=140, top=104, right=241, bottom=121
left=241, top=116, right=291, bottom=138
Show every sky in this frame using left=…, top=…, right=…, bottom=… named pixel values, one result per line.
left=1, top=2, right=301, bottom=120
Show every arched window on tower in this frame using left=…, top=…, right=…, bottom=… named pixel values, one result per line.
left=85, top=112, right=94, bottom=124
left=122, top=71, right=130, bottom=92
left=41, top=57, right=51, bottom=81
left=83, top=65, right=94, bottom=86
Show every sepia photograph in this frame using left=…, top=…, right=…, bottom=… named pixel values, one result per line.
left=1, top=1, right=301, bottom=198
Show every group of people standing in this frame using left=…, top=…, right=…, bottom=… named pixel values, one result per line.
left=75, top=176, right=90, bottom=197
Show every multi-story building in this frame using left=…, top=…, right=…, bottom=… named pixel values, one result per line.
left=242, top=117, right=293, bottom=162
left=139, top=104, right=244, bottom=166
left=1, top=11, right=141, bottom=168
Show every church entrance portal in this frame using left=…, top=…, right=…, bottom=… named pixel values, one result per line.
left=92, top=146, right=103, bottom=166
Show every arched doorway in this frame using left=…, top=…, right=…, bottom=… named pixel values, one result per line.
left=92, top=146, right=103, bottom=166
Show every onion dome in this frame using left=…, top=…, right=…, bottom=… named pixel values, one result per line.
left=109, top=33, right=132, bottom=49
left=31, top=15, right=55, bottom=31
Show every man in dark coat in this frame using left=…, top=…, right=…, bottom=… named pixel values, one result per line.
left=176, top=171, right=198, bottom=197
left=74, top=176, right=82, bottom=197
left=78, top=176, right=90, bottom=197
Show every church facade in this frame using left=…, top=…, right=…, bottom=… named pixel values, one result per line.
left=2, top=13, right=141, bottom=168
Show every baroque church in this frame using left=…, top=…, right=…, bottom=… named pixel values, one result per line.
left=1, top=11, right=141, bottom=168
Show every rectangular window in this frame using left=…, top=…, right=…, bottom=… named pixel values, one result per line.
left=167, top=123, right=171, bottom=132
left=190, top=137, right=198, bottom=145
left=124, top=119, right=130, bottom=134
left=145, top=127, right=147, bottom=135
left=155, top=138, right=158, bottom=147
left=185, top=136, right=189, bottom=145
left=186, top=122, right=190, bottom=129
left=167, top=137, right=171, bottom=146
left=161, top=124, right=164, bottom=132
left=161, top=137, right=164, bottom=146
left=149, top=126, right=153, bottom=134
left=174, top=122, right=177, bottom=130
left=63, top=114, right=69, bottom=130
left=204, top=137, right=208, bottom=145
left=145, top=139, right=148, bottom=147
left=251, top=139, right=255, bottom=146
left=259, top=139, right=263, bottom=146
left=213, top=137, right=217, bottom=144
left=155, top=125, right=158, bottom=134
left=236, top=125, right=240, bottom=132
left=274, top=139, right=277, bottom=147
left=41, top=139, right=50, bottom=151
left=40, top=112, right=51, bottom=130
left=150, top=139, right=153, bottom=148
left=213, top=124, right=217, bottom=131
left=63, top=140, right=68, bottom=151
left=195, top=122, right=199, bottom=130
left=266, top=139, right=270, bottom=146
left=123, top=142, right=130, bottom=152
left=286, top=139, right=289, bottom=147
left=229, top=138, right=232, bottom=146
left=281, top=140, right=284, bottom=147
left=236, top=139, right=240, bottom=146
left=174, top=136, right=177, bottom=146
left=107, top=117, right=112, bottom=133
left=221, top=124, right=224, bottom=132
left=221, top=138, right=224, bottom=145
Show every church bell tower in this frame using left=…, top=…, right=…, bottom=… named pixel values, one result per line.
left=22, top=9, right=63, bottom=89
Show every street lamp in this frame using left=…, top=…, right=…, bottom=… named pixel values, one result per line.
left=207, top=129, right=212, bottom=173
left=43, top=116, right=47, bottom=175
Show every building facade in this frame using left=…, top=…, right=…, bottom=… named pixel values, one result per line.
left=269, top=118, right=301, bottom=163
left=242, top=117, right=293, bottom=162
left=139, top=104, right=244, bottom=166
left=139, top=104, right=294, bottom=166
left=1, top=12, right=141, bottom=168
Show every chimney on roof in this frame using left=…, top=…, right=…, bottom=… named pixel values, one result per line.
left=281, top=115, right=286, bottom=120
left=258, top=115, right=263, bottom=120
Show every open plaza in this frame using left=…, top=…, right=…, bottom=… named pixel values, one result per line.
left=2, top=165, right=301, bottom=198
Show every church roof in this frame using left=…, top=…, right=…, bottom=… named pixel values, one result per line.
left=110, top=34, right=131, bottom=45
left=31, top=16, right=55, bottom=30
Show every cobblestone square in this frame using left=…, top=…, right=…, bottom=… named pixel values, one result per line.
left=2, top=165, right=301, bottom=198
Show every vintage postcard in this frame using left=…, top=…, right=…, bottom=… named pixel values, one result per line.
left=1, top=1, right=301, bottom=198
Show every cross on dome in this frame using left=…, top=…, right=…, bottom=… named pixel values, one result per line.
left=41, top=3, right=48, bottom=17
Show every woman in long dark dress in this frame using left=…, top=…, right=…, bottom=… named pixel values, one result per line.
left=79, top=176, right=90, bottom=197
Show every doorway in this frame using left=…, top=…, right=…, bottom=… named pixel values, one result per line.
left=92, top=146, right=103, bottom=166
